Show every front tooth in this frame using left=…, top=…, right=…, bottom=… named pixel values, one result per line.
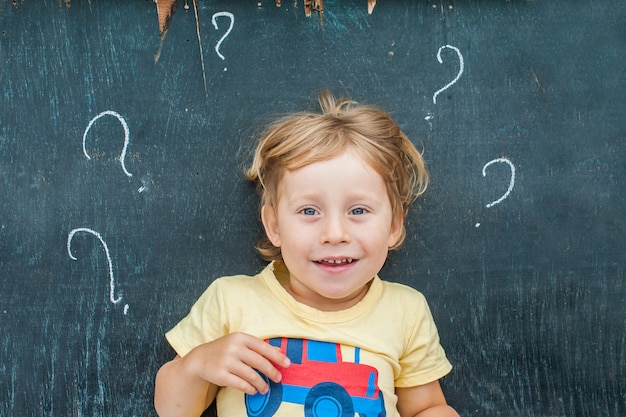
left=324, top=259, right=352, bottom=264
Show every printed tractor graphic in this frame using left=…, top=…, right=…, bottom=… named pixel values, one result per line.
left=245, top=337, right=386, bottom=417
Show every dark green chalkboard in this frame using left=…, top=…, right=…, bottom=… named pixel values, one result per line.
left=1, top=1, right=624, bottom=416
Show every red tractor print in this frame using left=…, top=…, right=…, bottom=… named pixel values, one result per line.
left=245, top=337, right=386, bottom=417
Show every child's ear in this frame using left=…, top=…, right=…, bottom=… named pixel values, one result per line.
left=388, top=212, right=404, bottom=247
left=261, top=205, right=281, bottom=247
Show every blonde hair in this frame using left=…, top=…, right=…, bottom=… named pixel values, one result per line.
left=245, top=91, right=428, bottom=260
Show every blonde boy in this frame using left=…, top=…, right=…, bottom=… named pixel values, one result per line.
left=155, top=91, right=459, bottom=417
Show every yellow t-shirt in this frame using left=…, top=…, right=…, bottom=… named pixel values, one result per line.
left=166, top=261, right=452, bottom=417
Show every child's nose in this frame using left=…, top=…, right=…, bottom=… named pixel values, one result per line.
left=321, top=215, right=350, bottom=244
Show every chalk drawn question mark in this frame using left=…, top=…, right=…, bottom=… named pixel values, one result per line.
left=67, top=228, right=129, bottom=315
left=212, top=12, right=234, bottom=72
left=82, top=110, right=133, bottom=177
left=475, top=158, right=516, bottom=227
left=432, top=45, right=464, bottom=104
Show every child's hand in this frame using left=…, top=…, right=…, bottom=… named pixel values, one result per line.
left=185, top=332, right=291, bottom=396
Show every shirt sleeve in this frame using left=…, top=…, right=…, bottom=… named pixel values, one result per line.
left=165, top=278, right=229, bottom=357
left=395, top=292, right=452, bottom=387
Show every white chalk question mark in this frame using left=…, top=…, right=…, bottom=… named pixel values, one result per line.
left=432, top=45, right=464, bottom=104
left=82, top=110, right=133, bottom=177
left=212, top=12, right=234, bottom=72
left=475, top=157, right=516, bottom=227
left=67, top=228, right=129, bottom=315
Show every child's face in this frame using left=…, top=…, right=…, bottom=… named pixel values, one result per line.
left=261, top=150, right=402, bottom=311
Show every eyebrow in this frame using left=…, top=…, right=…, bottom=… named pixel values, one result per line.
left=285, top=190, right=387, bottom=206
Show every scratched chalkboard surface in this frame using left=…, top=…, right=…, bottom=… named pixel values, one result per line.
left=0, top=1, right=624, bottom=416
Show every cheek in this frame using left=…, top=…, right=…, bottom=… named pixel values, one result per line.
left=374, top=226, right=397, bottom=249
left=278, top=236, right=307, bottom=265
left=277, top=223, right=306, bottom=248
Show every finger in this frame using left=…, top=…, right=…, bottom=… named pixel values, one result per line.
left=266, top=346, right=292, bottom=369
left=236, top=349, right=283, bottom=386
left=246, top=347, right=290, bottom=384
left=246, top=338, right=291, bottom=369
left=224, top=373, right=260, bottom=396
left=230, top=362, right=272, bottom=395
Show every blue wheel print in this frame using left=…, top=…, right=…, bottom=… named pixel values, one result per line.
left=304, top=382, right=354, bottom=417
left=245, top=373, right=283, bottom=417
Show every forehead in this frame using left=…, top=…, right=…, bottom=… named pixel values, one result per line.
left=278, top=151, right=387, bottom=198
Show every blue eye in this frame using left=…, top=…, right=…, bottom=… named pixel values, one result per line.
left=301, top=207, right=317, bottom=216
left=351, top=207, right=366, bottom=215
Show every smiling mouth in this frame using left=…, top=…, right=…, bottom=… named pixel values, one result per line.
left=317, top=258, right=354, bottom=265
